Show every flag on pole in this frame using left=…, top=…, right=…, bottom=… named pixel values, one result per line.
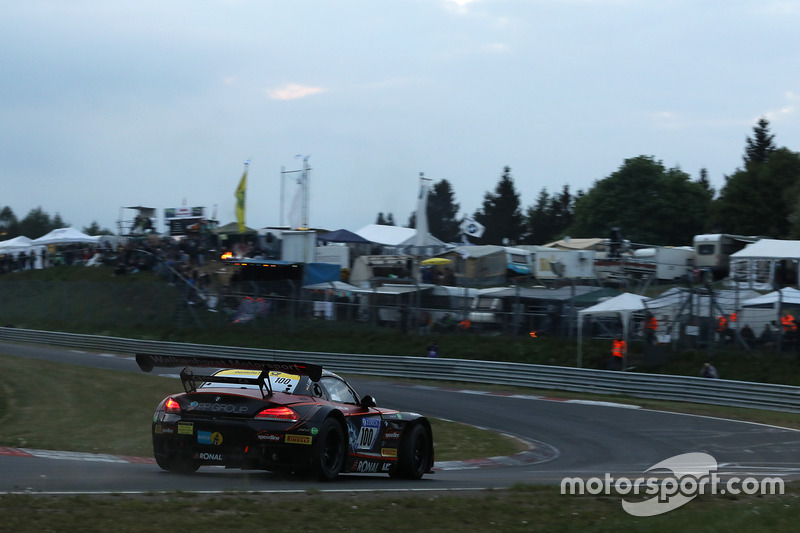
left=235, top=161, right=249, bottom=234
left=460, top=216, right=485, bottom=238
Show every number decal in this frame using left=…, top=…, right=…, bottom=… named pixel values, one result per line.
left=357, top=418, right=381, bottom=450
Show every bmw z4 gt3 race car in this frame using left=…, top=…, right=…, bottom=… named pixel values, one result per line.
left=135, top=354, right=435, bottom=481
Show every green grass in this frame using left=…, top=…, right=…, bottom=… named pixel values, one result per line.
left=1, top=484, right=798, bottom=532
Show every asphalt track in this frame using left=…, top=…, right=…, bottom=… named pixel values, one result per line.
left=2, top=341, right=800, bottom=494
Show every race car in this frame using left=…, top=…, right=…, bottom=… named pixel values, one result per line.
left=135, top=354, right=434, bottom=480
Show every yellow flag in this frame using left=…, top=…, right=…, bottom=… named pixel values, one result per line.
left=235, top=164, right=248, bottom=233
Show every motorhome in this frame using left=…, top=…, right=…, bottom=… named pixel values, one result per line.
left=693, top=234, right=760, bottom=279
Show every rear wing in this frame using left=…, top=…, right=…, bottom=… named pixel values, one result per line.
left=135, top=354, right=323, bottom=395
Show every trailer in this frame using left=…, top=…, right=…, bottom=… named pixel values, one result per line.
left=623, top=246, right=695, bottom=281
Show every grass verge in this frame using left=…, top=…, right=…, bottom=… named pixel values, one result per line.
left=0, top=484, right=798, bottom=533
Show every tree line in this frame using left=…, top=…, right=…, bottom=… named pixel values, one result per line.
left=0, top=206, right=112, bottom=240
left=380, top=118, right=800, bottom=247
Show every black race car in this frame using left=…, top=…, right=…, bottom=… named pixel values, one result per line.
left=135, top=354, right=434, bottom=480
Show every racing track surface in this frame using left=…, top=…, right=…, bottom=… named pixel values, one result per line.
left=2, top=341, right=800, bottom=494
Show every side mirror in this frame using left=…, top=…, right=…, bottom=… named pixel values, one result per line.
left=360, top=395, right=377, bottom=408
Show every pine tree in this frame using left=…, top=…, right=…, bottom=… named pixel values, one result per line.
left=744, top=117, right=776, bottom=166
left=473, top=167, right=524, bottom=245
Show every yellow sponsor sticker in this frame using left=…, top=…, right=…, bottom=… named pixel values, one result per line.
left=285, top=434, right=313, bottom=445
left=381, top=448, right=398, bottom=457
left=178, top=422, right=194, bottom=435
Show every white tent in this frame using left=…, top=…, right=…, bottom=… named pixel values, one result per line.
left=355, top=224, right=445, bottom=247
left=31, top=227, right=99, bottom=245
left=0, top=236, right=47, bottom=268
left=730, top=239, right=800, bottom=289
left=577, top=292, right=650, bottom=368
left=0, top=236, right=33, bottom=249
left=742, top=287, right=800, bottom=308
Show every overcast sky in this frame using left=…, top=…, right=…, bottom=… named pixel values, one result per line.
left=2, top=0, right=799, bottom=236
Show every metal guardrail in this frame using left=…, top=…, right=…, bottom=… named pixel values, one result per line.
left=1, top=326, right=799, bottom=414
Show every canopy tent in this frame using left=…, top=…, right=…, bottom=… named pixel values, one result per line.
left=355, top=224, right=446, bottom=247
left=577, top=292, right=650, bottom=369
left=318, top=229, right=372, bottom=244
left=742, top=287, right=800, bottom=307
left=729, top=239, right=800, bottom=289
left=31, top=228, right=99, bottom=245
left=0, top=236, right=33, bottom=249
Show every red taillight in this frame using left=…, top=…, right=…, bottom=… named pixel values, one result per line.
left=164, top=397, right=181, bottom=413
left=255, top=406, right=298, bottom=422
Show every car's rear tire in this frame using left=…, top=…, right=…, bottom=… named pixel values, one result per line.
left=156, top=453, right=199, bottom=474
left=154, top=442, right=199, bottom=474
left=391, top=423, right=431, bottom=480
left=313, top=418, right=345, bottom=481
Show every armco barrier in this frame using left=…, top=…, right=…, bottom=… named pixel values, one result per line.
left=1, top=327, right=799, bottom=414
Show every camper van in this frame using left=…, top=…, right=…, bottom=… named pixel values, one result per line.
left=693, top=234, right=760, bottom=279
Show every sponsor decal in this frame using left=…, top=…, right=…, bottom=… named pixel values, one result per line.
left=159, top=426, right=174, bottom=435
left=383, top=431, right=401, bottom=440
left=355, top=460, right=380, bottom=473
left=187, top=402, right=249, bottom=414
left=154, top=424, right=162, bottom=434
left=357, top=418, right=381, bottom=450
left=177, top=422, right=194, bottom=435
left=285, top=434, right=313, bottom=445
left=381, top=448, right=398, bottom=458
left=197, top=452, right=223, bottom=461
left=198, top=431, right=224, bottom=445
left=311, top=427, right=319, bottom=435
left=257, top=432, right=282, bottom=442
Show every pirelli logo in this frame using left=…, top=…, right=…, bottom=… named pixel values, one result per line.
left=285, top=434, right=313, bottom=445
left=381, top=448, right=398, bottom=457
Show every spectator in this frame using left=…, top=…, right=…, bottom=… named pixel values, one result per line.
left=427, top=341, right=439, bottom=358
left=759, top=324, right=776, bottom=349
left=700, top=362, right=719, bottom=379
left=740, top=324, right=755, bottom=345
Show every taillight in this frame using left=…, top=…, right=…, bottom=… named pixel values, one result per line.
left=164, top=397, right=181, bottom=413
left=255, top=406, right=298, bottom=422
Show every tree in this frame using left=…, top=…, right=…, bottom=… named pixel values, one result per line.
left=744, top=117, right=776, bottom=166
left=714, top=147, right=800, bottom=237
left=83, top=221, right=114, bottom=236
left=473, top=167, right=524, bottom=245
left=0, top=206, right=19, bottom=238
left=523, top=189, right=553, bottom=244
left=569, top=156, right=710, bottom=245
left=522, top=185, right=578, bottom=245
left=697, top=168, right=715, bottom=200
left=711, top=119, right=800, bottom=237
left=427, top=180, right=461, bottom=242
left=18, top=207, right=67, bottom=239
